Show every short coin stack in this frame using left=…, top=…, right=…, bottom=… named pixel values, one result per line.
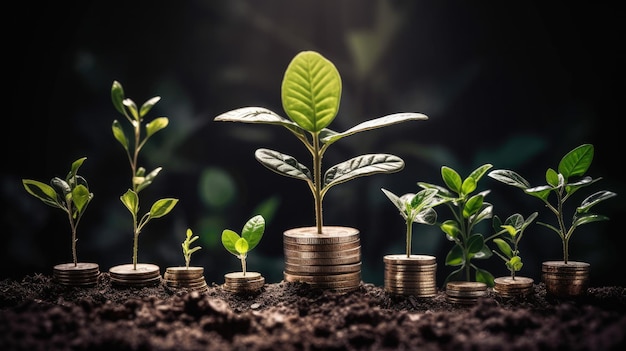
left=109, top=263, right=161, bottom=288
left=383, top=254, right=437, bottom=297
left=53, top=262, right=100, bottom=286
left=223, top=272, right=265, bottom=293
left=542, top=261, right=590, bottom=297
left=283, top=226, right=361, bottom=293
left=163, top=267, right=208, bottom=292
left=445, top=281, right=487, bottom=304
left=493, top=276, right=534, bottom=297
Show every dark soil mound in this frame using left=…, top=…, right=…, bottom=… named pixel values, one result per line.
left=1, top=273, right=625, bottom=350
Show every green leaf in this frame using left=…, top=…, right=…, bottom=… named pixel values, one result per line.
left=441, top=220, right=461, bottom=240
left=487, top=169, right=531, bottom=189
left=381, top=188, right=404, bottom=213
left=221, top=229, right=241, bottom=256
left=123, top=98, right=139, bottom=120
left=545, top=168, right=560, bottom=187
left=468, top=164, right=493, bottom=183
left=112, top=120, right=129, bottom=150
left=140, top=96, right=161, bottom=118
left=577, top=190, right=617, bottom=214
left=281, top=51, right=341, bottom=132
left=467, top=234, right=484, bottom=254
left=111, top=81, right=126, bottom=115
left=559, top=144, right=593, bottom=179
left=472, top=243, right=493, bottom=259
left=463, top=194, right=484, bottom=218
left=323, top=154, right=404, bottom=192
left=525, top=185, right=552, bottom=201
left=214, top=107, right=301, bottom=129
left=235, top=237, right=249, bottom=255
left=70, top=157, right=87, bottom=177
left=254, top=148, right=312, bottom=182
left=51, top=177, right=71, bottom=197
left=242, top=215, right=265, bottom=252
left=417, top=182, right=456, bottom=200
left=72, top=184, right=91, bottom=213
left=471, top=202, right=493, bottom=225
left=320, top=113, right=428, bottom=145
left=445, top=245, right=464, bottom=266
left=460, top=177, right=477, bottom=197
left=572, top=213, right=610, bottom=228
left=475, top=268, right=495, bottom=287
left=441, top=166, right=462, bottom=194
left=22, top=179, right=62, bottom=208
left=565, top=176, right=598, bottom=197
left=120, top=189, right=139, bottom=215
left=508, top=256, right=523, bottom=271
left=137, top=167, right=162, bottom=193
left=493, top=238, right=513, bottom=258
left=146, top=117, right=169, bottom=138
left=149, top=198, right=178, bottom=219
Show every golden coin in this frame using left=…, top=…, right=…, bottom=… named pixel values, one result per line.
left=283, top=240, right=361, bottom=252
left=283, top=227, right=360, bottom=244
left=284, top=254, right=361, bottom=266
left=284, top=262, right=361, bottom=275
left=283, top=271, right=361, bottom=283
left=383, top=254, right=436, bottom=265
left=284, top=246, right=361, bottom=258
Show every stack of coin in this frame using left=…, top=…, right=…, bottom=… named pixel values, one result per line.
left=163, top=266, right=208, bottom=292
left=53, top=262, right=100, bottom=286
left=383, top=254, right=437, bottom=297
left=542, top=261, right=590, bottom=298
left=445, top=281, right=487, bottom=304
left=493, top=276, right=534, bottom=297
left=109, top=263, right=161, bottom=288
left=283, top=226, right=361, bottom=293
left=223, top=272, right=265, bottom=293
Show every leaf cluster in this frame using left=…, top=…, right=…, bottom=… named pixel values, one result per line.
left=181, top=228, right=201, bottom=269
left=488, top=144, right=616, bottom=263
left=214, top=51, right=428, bottom=233
left=418, top=164, right=496, bottom=287
left=491, top=212, right=537, bottom=278
left=221, top=215, right=265, bottom=274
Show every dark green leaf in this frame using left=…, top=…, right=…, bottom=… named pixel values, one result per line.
left=445, top=245, right=464, bottom=266
left=467, top=234, right=484, bottom=254
left=559, top=144, right=593, bottom=179
left=22, top=179, right=62, bottom=208
left=475, top=268, right=495, bottom=287
left=111, top=81, right=126, bottom=115
left=242, top=215, right=265, bottom=252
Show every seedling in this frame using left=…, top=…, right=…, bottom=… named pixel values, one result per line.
left=22, top=157, right=94, bottom=266
left=488, top=144, right=616, bottom=263
left=381, top=188, right=441, bottom=257
left=111, top=80, right=179, bottom=270
left=491, top=212, right=538, bottom=279
left=221, top=215, right=265, bottom=275
left=418, top=164, right=497, bottom=287
left=181, top=228, right=201, bottom=269
left=214, top=51, right=427, bottom=234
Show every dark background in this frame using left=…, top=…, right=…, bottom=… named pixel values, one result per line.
left=3, top=0, right=624, bottom=288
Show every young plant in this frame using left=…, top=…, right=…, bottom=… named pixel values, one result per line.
left=488, top=144, right=617, bottom=263
left=491, top=212, right=538, bottom=279
left=381, top=188, right=441, bottom=257
left=221, top=215, right=265, bottom=275
left=181, top=228, right=201, bottom=269
left=214, top=51, right=428, bottom=234
left=22, top=157, right=94, bottom=266
left=111, top=80, right=179, bottom=270
left=418, top=164, right=497, bottom=287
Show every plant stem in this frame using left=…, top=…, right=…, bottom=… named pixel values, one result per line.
left=406, top=220, right=413, bottom=258
left=66, top=206, right=78, bottom=266
left=312, top=133, right=323, bottom=234
left=240, top=256, right=247, bottom=276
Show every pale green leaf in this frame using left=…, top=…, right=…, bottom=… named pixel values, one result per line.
left=149, top=198, right=178, bottom=219
left=323, top=154, right=404, bottom=191
left=254, top=148, right=312, bottom=182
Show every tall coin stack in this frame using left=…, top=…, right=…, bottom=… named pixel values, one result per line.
left=109, top=263, right=161, bottom=288
left=163, top=267, right=208, bottom=293
left=445, top=281, right=487, bottom=304
left=53, top=262, right=100, bottom=286
left=542, top=261, right=590, bottom=297
left=383, top=254, right=437, bottom=297
left=283, top=226, right=361, bottom=293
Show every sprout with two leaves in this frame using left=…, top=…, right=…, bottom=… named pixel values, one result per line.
left=111, top=81, right=179, bottom=270
left=488, top=144, right=617, bottom=263
left=221, top=215, right=265, bottom=275
left=381, top=188, right=442, bottom=257
left=22, top=157, right=94, bottom=266
left=214, top=51, right=428, bottom=234
left=491, top=212, right=538, bottom=279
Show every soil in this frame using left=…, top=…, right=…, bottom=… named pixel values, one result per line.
left=1, top=273, right=625, bottom=351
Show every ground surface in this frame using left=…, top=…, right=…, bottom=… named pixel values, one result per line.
left=0, top=273, right=625, bottom=351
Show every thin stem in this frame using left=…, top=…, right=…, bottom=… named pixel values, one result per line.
left=240, top=256, right=247, bottom=276
left=406, top=220, right=413, bottom=258
left=312, top=133, right=323, bottom=234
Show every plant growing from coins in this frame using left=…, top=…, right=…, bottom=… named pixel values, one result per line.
left=111, top=80, right=179, bottom=270
left=22, top=157, right=94, bottom=267
left=214, top=50, right=428, bottom=234
left=221, top=215, right=265, bottom=275
left=488, top=143, right=617, bottom=263
left=381, top=188, right=441, bottom=257
left=418, top=164, right=497, bottom=287
left=491, top=212, right=537, bottom=279
left=182, top=228, right=201, bottom=269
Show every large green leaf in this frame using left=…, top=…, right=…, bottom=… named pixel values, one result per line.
left=475, top=268, right=495, bottom=287
left=242, top=215, right=265, bottom=252
left=559, top=144, right=593, bottom=179
left=254, top=148, right=312, bottom=182
left=320, top=113, right=428, bottom=145
left=445, top=245, right=464, bottom=266
left=323, top=154, right=404, bottom=192
left=22, top=179, right=61, bottom=208
left=281, top=51, right=341, bottom=132
left=221, top=229, right=241, bottom=256
left=72, top=184, right=91, bottom=214
left=441, top=166, right=462, bottom=194
left=149, top=198, right=179, bottom=219
left=463, top=194, right=483, bottom=218
left=70, top=157, right=87, bottom=178
left=468, top=164, right=493, bottom=183
left=493, top=238, right=513, bottom=258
